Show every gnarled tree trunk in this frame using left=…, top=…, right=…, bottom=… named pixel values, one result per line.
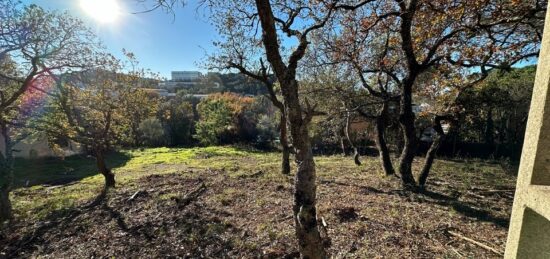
left=254, top=0, right=327, bottom=256
left=286, top=80, right=326, bottom=259
left=398, top=80, right=417, bottom=187
left=375, top=102, right=395, bottom=175
left=418, top=116, right=456, bottom=188
left=279, top=111, right=291, bottom=175
left=95, top=148, right=115, bottom=188
left=343, top=105, right=361, bottom=166
left=0, top=122, right=14, bottom=222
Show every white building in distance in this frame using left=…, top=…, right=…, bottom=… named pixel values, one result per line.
left=158, top=71, right=203, bottom=91
left=172, top=71, right=201, bottom=81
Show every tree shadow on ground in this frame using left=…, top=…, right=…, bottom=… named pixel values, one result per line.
left=0, top=190, right=107, bottom=258
left=418, top=189, right=510, bottom=228
left=2, top=177, right=242, bottom=258
left=319, top=179, right=510, bottom=228
left=13, top=151, right=132, bottom=189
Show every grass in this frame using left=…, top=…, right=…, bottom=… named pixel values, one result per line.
left=10, top=146, right=513, bottom=222
left=4, top=146, right=517, bottom=258
left=11, top=146, right=268, bottom=221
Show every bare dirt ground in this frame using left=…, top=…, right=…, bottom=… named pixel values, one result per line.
left=0, top=149, right=516, bottom=258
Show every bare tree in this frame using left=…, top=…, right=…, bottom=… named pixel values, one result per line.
left=199, top=0, right=369, bottom=256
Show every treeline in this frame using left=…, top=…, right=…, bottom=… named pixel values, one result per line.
left=135, top=92, right=279, bottom=149
left=307, top=66, right=537, bottom=161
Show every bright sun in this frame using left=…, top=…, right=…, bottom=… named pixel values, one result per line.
left=80, top=0, right=121, bottom=24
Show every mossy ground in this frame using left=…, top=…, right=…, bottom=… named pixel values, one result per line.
left=2, top=146, right=516, bottom=258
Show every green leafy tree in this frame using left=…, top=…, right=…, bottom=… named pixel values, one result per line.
left=139, top=117, right=166, bottom=147
left=0, top=2, right=99, bottom=222
left=158, top=93, right=195, bottom=146
left=36, top=54, right=140, bottom=189
left=458, top=66, right=536, bottom=148
left=194, top=93, right=255, bottom=146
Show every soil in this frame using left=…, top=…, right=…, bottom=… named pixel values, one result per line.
left=1, top=161, right=514, bottom=258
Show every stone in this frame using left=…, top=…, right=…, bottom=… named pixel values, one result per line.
left=504, top=7, right=550, bottom=259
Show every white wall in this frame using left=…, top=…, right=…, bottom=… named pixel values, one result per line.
left=0, top=135, right=82, bottom=159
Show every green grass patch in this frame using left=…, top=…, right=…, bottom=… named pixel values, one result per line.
left=11, top=146, right=267, bottom=221
left=10, top=146, right=516, bottom=223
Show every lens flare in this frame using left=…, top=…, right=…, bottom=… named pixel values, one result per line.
left=80, top=0, right=121, bottom=24
left=18, top=75, right=54, bottom=121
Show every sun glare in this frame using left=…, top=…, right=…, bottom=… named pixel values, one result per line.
left=80, top=0, right=121, bottom=24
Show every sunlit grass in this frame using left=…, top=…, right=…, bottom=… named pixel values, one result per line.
left=11, top=146, right=270, bottom=221
left=10, top=146, right=513, bottom=222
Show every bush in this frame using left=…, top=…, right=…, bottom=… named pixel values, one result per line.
left=158, top=98, right=195, bottom=146
left=139, top=117, right=166, bottom=147
left=255, top=114, right=278, bottom=149
left=194, top=93, right=256, bottom=145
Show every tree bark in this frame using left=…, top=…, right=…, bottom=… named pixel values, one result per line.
left=339, top=134, right=347, bottom=156
left=0, top=121, right=14, bottom=222
left=375, top=102, right=395, bottom=175
left=396, top=0, right=421, bottom=188
left=343, top=107, right=361, bottom=166
left=95, top=149, right=115, bottom=188
left=397, top=79, right=417, bottom=187
left=0, top=185, right=11, bottom=222
left=418, top=116, right=453, bottom=188
left=280, top=111, right=291, bottom=175
left=286, top=80, right=325, bottom=259
left=254, top=0, right=327, bottom=256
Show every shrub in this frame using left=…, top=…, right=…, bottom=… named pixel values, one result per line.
left=158, top=98, right=195, bottom=146
left=194, top=93, right=256, bottom=145
left=139, top=117, right=166, bottom=147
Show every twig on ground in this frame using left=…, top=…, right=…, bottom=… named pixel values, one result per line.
left=128, top=190, right=142, bottom=201
left=450, top=247, right=464, bottom=258
left=447, top=230, right=503, bottom=256
left=239, top=170, right=265, bottom=178
left=275, top=215, right=293, bottom=223
left=466, top=191, right=486, bottom=199
left=174, top=182, right=207, bottom=208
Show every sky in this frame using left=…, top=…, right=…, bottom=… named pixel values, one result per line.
left=22, top=0, right=218, bottom=79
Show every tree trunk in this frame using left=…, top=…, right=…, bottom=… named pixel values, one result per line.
left=396, top=128, right=404, bottom=157
left=343, top=106, right=361, bottom=166
left=95, top=149, right=115, bottom=188
left=339, top=135, right=346, bottom=156
left=452, top=131, right=458, bottom=157
left=254, top=0, right=326, bottom=255
left=282, top=146, right=291, bottom=175
left=280, top=111, right=291, bottom=175
left=398, top=80, right=417, bottom=187
left=418, top=129, right=442, bottom=188
left=375, top=102, right=395, bottom=175
left=132, top=125, right=141, bottom=147
left=418, top=116, right=455, bottom=188
left=285, top=80, right=326, bottom=259
left=0, top=185, right=11, bottom=222
left=485, top=107, right=494, bottom=145
left=0, top=121, right=14, bottom=222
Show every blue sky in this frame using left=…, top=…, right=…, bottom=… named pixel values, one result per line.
left=23, top=0, right=218, bottom=79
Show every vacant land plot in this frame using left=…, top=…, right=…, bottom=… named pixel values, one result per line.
left=1, top=147, right=516, bottom=258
